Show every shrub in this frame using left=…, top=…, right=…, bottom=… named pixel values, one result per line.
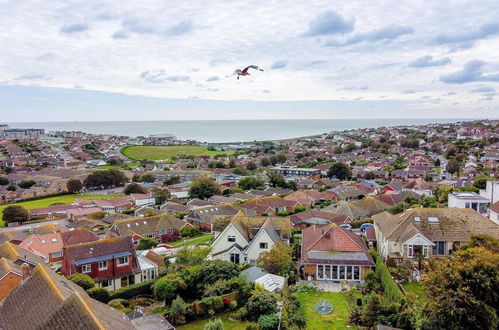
left=137, top=237, right=159, bottom=250
left=86, top=286, right=110, bottom=303
left=109, top=279, right=156, bottom=300
left=213, top=296, right=224, bottom=310
left=180, top=225, right=202, bottom=237
left=161, top=230, right=180, bottom=243
left=233, top=307, right=248, bottom=320
left=371, top=251, right=404, bottom=303
left=258, top=313, right=279, bottom=330
left=196, top=260, right=240, bottom=290
left=89, top=211, right=107, bottom=219
left=222, top=296, right=232, bottom=306
left=203, top=277, right=246, bottom=297
left=154, top=273, right=185, bottom=302
left=246, top=291, right=277, bottom=320
left=204, top=318, right=224, bottom=330
left=170, top=295, right=188, bottom=325
left=108, top=299, right=132, bottom=314
left=68, top=273, right=95, bottom=290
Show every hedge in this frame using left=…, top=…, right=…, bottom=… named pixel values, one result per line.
left=371, top=249, right=404, bottom=303
left=109, top=279, right=157, bottom=300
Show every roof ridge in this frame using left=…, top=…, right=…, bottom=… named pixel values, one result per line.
left=37, top=264, right=64, bottom=300
left=73, top=291, right=106, bottom=330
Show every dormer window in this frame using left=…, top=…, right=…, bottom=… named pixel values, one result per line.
left=428, top=217, right=439, bottom=223
left=414, top=217, right=421, bottom=222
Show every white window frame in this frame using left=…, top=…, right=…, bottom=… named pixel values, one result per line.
left=117, top=256, right=129, bottom=267
left=259, top=242, right=268, bottom=249
left=407, top=245, right=414, bottom=258
left=98, top=261, right=108, bottom=270
left=51, top=251, right=63, bottom=258
left=82, top=264, right=91, bottom=273
left=227, top=235, right=236, bottom=243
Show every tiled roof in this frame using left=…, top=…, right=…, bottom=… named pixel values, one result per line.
left=0, top=257, right=22, bottom=279
left=489, top=201, right=499, bottom=214
left=0, top=241, right=45, bottom=266
left=227, top=216, right=292, bottom=242
left=112, top=213, right=189, bottom=237
left=290, top=211, right=350, bottom=225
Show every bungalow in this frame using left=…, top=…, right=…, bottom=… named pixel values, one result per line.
left=0, top=258, right=24, bottom=301
left=160, top=201, right=189, bottom=215
left=373, top=208, right=499, bottom=261
left=290, top=210, right=351, bottom=230
left=239, top=196, right=304, bottom=215
left=300, top=224, right=374, bottom=282
left=62, top=237, right=142, bottom=291
left=186, top=204, right=253, bottom=231
left=210, top=215, right=291, bottom=265
left=0, top=241, right=46, bottom=268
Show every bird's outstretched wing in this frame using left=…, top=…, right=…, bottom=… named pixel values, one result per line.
left=242, top=65, right=264, bottom=74
left=227, top=69, right=242, bottom=77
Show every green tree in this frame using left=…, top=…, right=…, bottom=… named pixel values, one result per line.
left=170, top=295, right=188, bottom=325
left=257, top=242, right=293, bottom=276
left=267, top=172, right=286, bottom=188
left=124, top=183, right=146, bottom=195
left=260, top=157, right=271, bottom=167
left=0, top=177, right=8, bottom=185
left=258, top=313, right=279, bottom=330
left=446, top=159, right=460, bottom=175
left=246, top=162, right=257, bottom=171
left=361, top=294, right=383, bottom=327
left=18, top=180, right=36, bottom=189
left=67, top=179, right=83, bottom=193
left=137, top=237, right=159, bottom=250
left=68, top=273, right=95, bottom=290
left=238, top=176, right=265, bottom=191
left=204, top=318, right=224, bottom=330
left=188, top=178, right=219, bottom=200
left=154, top=273, right=186, bottom=303
left=474, top=176, right=492, bottom=189
left=269, top=155, right=279, bottom=166
left=152, top=187, right=170, bottom=205
left=196, top=260, right=240, bottom=288
left=389, top=202, right=407, bottom=215
left=327, top=162, right=352, bottom=180
left=84, top=169, right=128, bottom=189
left=86, top=286, right=110, bottom=303
left=180, top=225, right=202, bottom=237
left=276, top=153, right=287, bottom=164
left=246, top=291, right=278, bottom=320
left=140, top=173, right=155, bottom=183
left=2, top=205, right=29, bottom=223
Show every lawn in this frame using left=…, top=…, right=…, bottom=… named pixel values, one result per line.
left=171, top=234, right=214, bottom=248
left=97, top=162, right=139, bottom=169
left=0, top=194, right=122, bottom=227
left=295, top=291, right=356, bottom=330
left=177, top=312, right=257, bottom=330
left=403, top=282, right=426, bottom=304
left=121, top=145, right=235, bottom=161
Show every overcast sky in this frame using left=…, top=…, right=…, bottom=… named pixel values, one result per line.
left=1, top=0, right=498, bottom=121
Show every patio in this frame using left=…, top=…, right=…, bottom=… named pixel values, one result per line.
left=301, top=280, right=357, bottom=292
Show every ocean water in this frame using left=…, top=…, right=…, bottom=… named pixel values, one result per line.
left=8, top=118, right=475, bottom=143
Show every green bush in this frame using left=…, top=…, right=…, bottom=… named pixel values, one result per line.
left=109, top=279, right=156, bottom=300
left=246, top=291, right=278, bottom=320
left=137, top=237, right=159, bottom=250
left=258, top=313, right=279, bottom=330
left=204, top=318, right=224, bottom=330
left=68, top=273, right=95, bottom=290
left=213, top=296, right=224, bottom=310
left=86, top=286, right=110, bottom=303
left=108, top=299, right=132, bottom=314
left=371, top=251, right=404, bottom=303
left=180, top=225, right=202, bottom=237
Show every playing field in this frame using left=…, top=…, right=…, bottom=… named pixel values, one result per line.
left=121, top=145, right=235, bottom=161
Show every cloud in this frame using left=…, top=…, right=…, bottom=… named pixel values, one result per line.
left=470, top=86, right=495, bottom=93
left=206, top=76, right=220, bottom=82
left=14, top=73, right=48, bottom=80
left=119, top=17, right=194, bottom=37
left=304, top=10, right=354, bottom=36
left=262, top=90, right=271, bottom=93
left=408, top=55, right=451, bottom=68
left=440, top=60, right=499, bottom=84
left=60, top=23, right=88, bottom=34
left=36, top=52, right=56, bottom=62
left=166, top=20, right=193, bottom=36
left=445, top=91, right=457, bottom=96
left=112, top=30, right=130, bottom=39
left=326, top=24, right=413, bottom=47
left=402, top=89, right=418, bottom=94
left=433, top=22, right=499, bottom=45
left=337, top=86, right=369, bottom=91
left=140, top=70, right=190, bottom=83
left=271, top=60, right=287, bottom=70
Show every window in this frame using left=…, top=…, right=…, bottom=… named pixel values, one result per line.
left=433, top=241, right=446, bottom=256
left=423, top=245, right=429, bottom=258
left=229, top=253, right=240, bottom=264
left=317, top=265, right=324, bottom=279
left=259, top=242, right=268, bottom=249
left=41, top=239, right=46, bottom=244
left=82, top=264, right=91, bottom=273
left=414, top=216, right=421, bottom=222
left=339, top=266, right=345, bottom=279
left=408, top=245, right=414, bottom=257
left=117, top=257, right=129, bottom=266
left=428, top=217, right=439, bottom=223
left=346, top=266, right=353, bottom=279
left=101, top=280, right=111, bottom=288
left=98, top=261, right=107, bottom=270
left=227, top=235, right=236, bottom=243
left=353, top=266, right=360, bottom=280
left=332, top=265, right=338, bottom=279
left=324, top=265, right=331, bottom=279
left=51, top=251, right=63, bottom=258
left=51, top=238, right=58, bottom=243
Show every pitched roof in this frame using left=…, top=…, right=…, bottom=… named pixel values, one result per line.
left=373, top=208, right=499, bottom=243
left=0, top=263, right=135, bottom=330
left=0, top=231, right=27, bottom=244
left=490, top=201, right=499, bottom=214
left=0, top=257, right=22, bottom=279
left=290, top=210, right=350, bottom=226
left=112, top=214, right=189, bottom=237
left=227, top=216, right=292, bottom=242
left=0, top=241, right=45, bottom=266
left=59, top=228, right=100, bottom=246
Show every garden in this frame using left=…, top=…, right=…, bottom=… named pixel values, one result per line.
left=121, top=145, right=235, bottom=161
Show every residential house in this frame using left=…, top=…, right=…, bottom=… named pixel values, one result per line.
left=0, top=241, right=45, bottom=268
left=330, top=186, right=365, bottom=202
left=0, top=231, right=27, bottom=245
left=160, top=201, right=189, bottom=215
left=270, top=166, right=321, bottom=179
left=283, top=190, right=337, bottom=206
left=489, top=201, right=499, bottom=225
left=0, top=263, right=135, bottom=329
left=239, top=195, right=304, bottom=215
left=210, top=215, right=291, bottom=265
left=480, top=180, right=499, bottom=204
left=403, top=178, right=434, bottom=196
left=0, top=258, right=23, bottom=301
left=300, top=224, right=374, bottom=282
left=290, top=210, right=351, bottom=230
left=109, top=214, right=192, bottom=245
left=373, top=208, right=499, bottom=261
left=448, top=191, right=490, bottom=215
left=186, top=204, right=254, bottom=231
left=62, top=237, right=142, bottom=291
left=324, top=196, right=391, bottom=219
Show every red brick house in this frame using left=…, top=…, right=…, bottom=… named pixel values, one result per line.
left=301, top=224, right=374, bottom=282
left=62, top=236, right=141, bottom=291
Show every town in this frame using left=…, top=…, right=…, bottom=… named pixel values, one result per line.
left=0, top=119, right=498, bottom=330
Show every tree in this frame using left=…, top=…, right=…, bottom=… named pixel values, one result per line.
left=18, top=180, right=36, bottom=189
left=124, top=183, right=146, bottom=195
left=196, top=260, right=240, bottom=288
left=170, top=295, right=188, bottom=325
left=6, top=184, right=16, bottom=191
left=176, top=246, right=211, bottom=265
left=267, top=171, right=286, bottom=188
left=152, top=188, right=170, bottom=205
left=140, top=173, right=155, bottom=183
left=361, top=294, right=383, bottom=327
left=68, top=273, right=95, bottom=290
left=2, top=205, right=29, bottom=223
left=188, top=178, right=219, bottom=200
left=257, top=242, right=294, bottom=276
left=389, top=202, right=407, bottom=214
left=364, top=171, right=375, bottom=180
left=84, top=169, right=128, bottom=189
left=204, top=318, right=224, bottom=330
left=258, top=313, right=279, bottom=330
left=0, top=177, right=9, bottom=185
left=276, top=153, right=287, bottom=164
left=446, top=159, right=460, bottom=175
left=421, top=241, right=499, bottom=329
left=327, top=162, right=352, bottom=180
left=434, top=158, right=441, bottom=167
left=86, top=287, right=110, bottom=303
left=164, top=176, right=181, bottom=186
left=67, top=179, right=83, bottom=193
left=154, top=273, right=186, bottom=303
left=160, top=230, right=180, bottom=243
left=269, top=155, right=279, bottom=166
left=246, top=162, right=257, bottom=171
left=474, top=176, right=492, bottom=189
left=180, top=225, right=202, bottom=237
left=260, top=157, right=271, bottom=167
left=137, top=237, right=159, bottom=250
left=238, top=176, right=265, bottom=191
left=420, top=195, right=437, bottom=208
left=246, top=291, right=278, bottom=320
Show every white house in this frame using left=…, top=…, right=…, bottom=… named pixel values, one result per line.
left=489, top=201, right=499, bottom=225
left=210, top=216, right=291, bottom=265
left=448, top=191, right=490, bottom=215
left=480, top=181, right=499, bottom=204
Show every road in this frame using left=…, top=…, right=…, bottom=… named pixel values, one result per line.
left=0, top=219, right=70, bottom=232
left=431, top=153, right=452, bottom=180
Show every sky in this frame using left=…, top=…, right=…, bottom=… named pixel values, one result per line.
left=0, top=0, right=499, bottom=121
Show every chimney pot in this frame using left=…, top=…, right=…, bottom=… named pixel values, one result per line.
left=21, top=263, right=30, bottom=280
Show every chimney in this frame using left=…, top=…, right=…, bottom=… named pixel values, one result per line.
left=21, top=263, right=30, bottom=280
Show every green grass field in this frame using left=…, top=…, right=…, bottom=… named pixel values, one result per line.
left=295, top=291, right=356, bottom=330
left=97, top=162, right=139, bottom=169
left=177, top=312, right=257, bottom=330
left=121, top=145, right=235, bottom=161
left=0, top=194, right=122, bottom=227
left=171, top=234, right=214, bottom=248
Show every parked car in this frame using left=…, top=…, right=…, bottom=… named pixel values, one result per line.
left=339, top=224, right=352, bottom=230
left=157, top=243, right=173, bottom=249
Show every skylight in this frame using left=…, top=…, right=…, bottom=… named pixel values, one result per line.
left=414, top=216, right=421, bottom=222
left=428, top=217, right=439, bottom=223
left=51, top=238, right=57, bottom=243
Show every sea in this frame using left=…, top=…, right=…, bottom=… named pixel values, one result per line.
left=7, top=118, right=478, bottom=143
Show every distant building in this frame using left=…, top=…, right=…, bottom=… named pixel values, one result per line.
left=0, top=128, right=44, bottom=139
left=270, top=166, right=321, bottom=179
left=448, top=191, right=489, bottom=215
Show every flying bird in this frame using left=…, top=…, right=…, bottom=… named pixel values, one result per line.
left=229, top=65, right=264, bottom=79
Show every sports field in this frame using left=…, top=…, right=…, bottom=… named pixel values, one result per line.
left=121, top=145, right=235, bottom=161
